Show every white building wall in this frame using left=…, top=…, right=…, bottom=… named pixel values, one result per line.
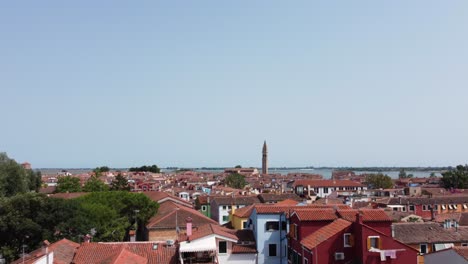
left=250, top=211, right=288, bottom=264
left=221, top=253, right=257, bottom=264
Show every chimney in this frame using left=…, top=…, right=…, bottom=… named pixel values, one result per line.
left=356, top=212, right=363, bottom=224
left=186, top=217, right=193, bottom=241
left=84, top=234, right=91, bottom=243
left=129, top=230, right=136, bottom=242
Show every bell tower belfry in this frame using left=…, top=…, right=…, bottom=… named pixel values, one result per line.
left=262, top=141, right=268, bottom=175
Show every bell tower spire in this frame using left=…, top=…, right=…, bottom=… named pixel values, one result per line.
left=262, top=141, right=268, bottom=175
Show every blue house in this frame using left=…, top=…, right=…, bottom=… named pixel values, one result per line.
left=248, top=205, right=289, bottom=264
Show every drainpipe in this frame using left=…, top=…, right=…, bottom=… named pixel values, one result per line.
left=279, top=212, right=283, bottom=264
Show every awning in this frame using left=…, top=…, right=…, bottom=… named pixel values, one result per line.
left=180, top=237, right=217, bottom=252
left=388, top=205, right=405, bottom=208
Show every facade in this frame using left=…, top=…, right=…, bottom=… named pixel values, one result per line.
left=289, top=208, right=418, bottom=264
left=262, top=141, right=268, bottom=175
left=196, top=195, right=211, bottom=218
left=231, top=205, right=254, bottom=230
left=210, top=196, right=260, bottom=225
left=375, top=196, right=468, bottom=220
left=392, top=222, right=468, bottom=256
left=249, top=205, right=289, bottom=264
left=293, top=179, right=366, bottom=198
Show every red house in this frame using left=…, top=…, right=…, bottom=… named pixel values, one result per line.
left=288, top=208, right=418, bottom=264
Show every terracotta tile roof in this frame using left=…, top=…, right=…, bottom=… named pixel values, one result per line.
left=312, top=197, right=344, bottom=205
left=337, top=209, right=392, bottom=222
left=73, top=242, right=178, bottom=264
left=140, top=191, right=192, bottom=207
left=392, top=223, right=468, bottom=244
left=146, top=201, right=217, bottom=229
left=232, top=244, right=257, bottom=254
left=453, top=246, right=468, bottom=260
left=460, top=213, right=468, bottom=226
left=257, top=193, right=302, bottom=203
left=210, top=196, right=260, bottom=206
left=111, top=248, right=147, bottom=264
left=307, top=204, right=351, bottom=209
left=434, top=212, right=461, bottom=223
left=293, top=179, right=364, bottom=188
left=385, top=196, right=468, bottom=206
left=275, top=199, right=300, bottom=206
left=233, top=205, right=254, bottom=218
left=292, top=208, right=338, bottom=221
left=181, top=223, right=238, bottom=242
left=301, top=219, right=352, bottom=249
left=11, top=239, right=80, bottom=264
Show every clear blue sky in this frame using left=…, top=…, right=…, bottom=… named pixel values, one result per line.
left=1, top=1, right=467, bottom=168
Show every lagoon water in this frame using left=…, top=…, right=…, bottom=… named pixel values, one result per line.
left=39, top=168, right=442, bottom=179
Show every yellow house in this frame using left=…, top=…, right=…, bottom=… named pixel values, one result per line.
left=230, top=205, right=254, bottom=230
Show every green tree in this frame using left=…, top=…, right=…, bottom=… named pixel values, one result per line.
left=83, top=176, right=109, bottom=192
left=398, top=168, right=407, bottom=179
left=55, top=176, right=82, bottom=193
left=441, top=165, right=468, bottom=189
left=0, top=152, right=41, bottom=197
left=365, top=173, right=394, bottom=189
left=128, top=165, right=160, bottom=173
left=430, top=172, right=437, bottom=178
left=225, top=173, right=247, bottom=189
left=93, top=166, right=110, bottom=174
left=0, top=192, right=159, bottom=262
left=235, top=165, right=242, bottom=168
left=110, top=173, right=130, bottom=191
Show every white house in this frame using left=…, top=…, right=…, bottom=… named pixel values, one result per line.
left=248, top=205, right=289, bottom=264
left=179, top=222, right=257, bottom=264
left=293, top=179, right=366, bottom=198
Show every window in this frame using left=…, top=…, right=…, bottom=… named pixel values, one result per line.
left=409, top=205, right=415, bottom=211
left=462, top=243, right=468, bottom=247
left=434, top=204, right=438, bottom=210
left=290, top=224, right=298, bottom=240
left=222, top=205, right=227, bottom=210
left=297, top=186, right=304, bottom=195
left=269, top=244, right=277, bottom=256
left=344, top=233, right=353, bottom=247
left=222, top=215, right=229, bottom=222
left=420, top=244, right=428, bottom=254
left=323, top=187, right=329, bottom=193
left=304, top=258, right=308, bottom=264
left=266, top=221, right=279, bottom=231
left=393, top=207, right=398, bottom=211
left=242, top=221, right=247, bottom=229
left=422, top=205, right=429, bottom=211
left=218, top=241, right=227, bottom=254
left=367, top=236, right=381, bottom=250
left=442, top=205, right=446, bottom=210
left=201, top=205, right=207, bottom=211
left=401, top=206, right=406, bottom=212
